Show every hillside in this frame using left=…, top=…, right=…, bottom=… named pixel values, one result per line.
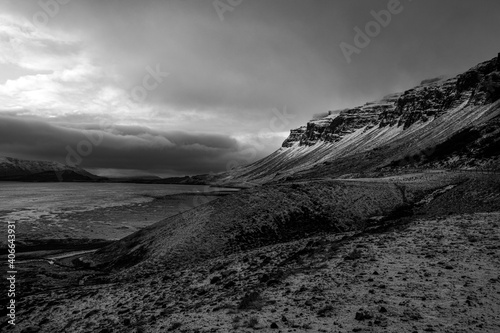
left=6, top=172, right=500, bottom=333
left=90, top=176, right=436, bottom=272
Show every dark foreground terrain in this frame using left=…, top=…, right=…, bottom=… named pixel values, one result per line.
left=2, top=171, right=499, bottom=333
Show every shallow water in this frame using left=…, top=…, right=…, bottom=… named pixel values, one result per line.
left=0, top=182, right=231, bottom=213
left=0, top=182, right=236, bottom=242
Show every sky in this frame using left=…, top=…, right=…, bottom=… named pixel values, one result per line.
left=0, top=0, right=499, bottom=177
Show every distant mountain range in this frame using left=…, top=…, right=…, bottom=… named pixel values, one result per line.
left=0, top=156, right=103, bottom=182
left=0, top=156, right=211, bottom=184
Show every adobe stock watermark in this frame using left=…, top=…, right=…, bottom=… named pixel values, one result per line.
left=130, top=65, right=169, bottom=103
left=398, top=145, right=436, bottom=167
left=224, top=106, right=295, bottom=171
left=213, top=0, right=243, bottom=22
left=64, top=122, right=110, bottom=170
left=176, top=106, right=295, bottom=217
left=6, top=221, right=17, bottom=326
left=61, top=64, right=168, bottom=176
left=32, top=0, right=72, bottom=28
left=340, top=0, right=412, bottom=64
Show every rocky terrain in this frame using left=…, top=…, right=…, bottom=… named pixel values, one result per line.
left=88, top=172, right=474, bottom=274
left=3, top=172, right=500, bottom=333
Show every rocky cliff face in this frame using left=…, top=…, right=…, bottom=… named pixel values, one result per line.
left=283, top=57, right=500, bottom=148
left=218, top=55, right=500, bottom=185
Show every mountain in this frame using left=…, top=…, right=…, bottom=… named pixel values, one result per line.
left=0, top=156, right=211, bottom=184
left=107, top=174, right=212, bottom=185
left=0, top=156, right=103, bottom=182
left=216, top=55, right=500, bottom=185
left=6, top=55, right=500, bottom=333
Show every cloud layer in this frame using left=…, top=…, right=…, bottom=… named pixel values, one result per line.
left=0, top=114, right=278, bottom=176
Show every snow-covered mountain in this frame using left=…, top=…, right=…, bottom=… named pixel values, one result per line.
left=217, top=55, right=500, bottom=185
left=0, top=156, right=101, bottom=182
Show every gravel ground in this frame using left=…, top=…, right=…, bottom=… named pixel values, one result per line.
left=2, top=173, right=499, bottom=333
left=4, top=212, right=499, bottom=333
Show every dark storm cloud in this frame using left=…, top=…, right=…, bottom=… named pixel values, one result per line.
left=11, top=0, right=498, bottom=119
left=0, top=115, right=251, bottom=176
left=67, top=0, right=500, bottom=114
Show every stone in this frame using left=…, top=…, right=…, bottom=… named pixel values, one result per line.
left=355, top=308, right=373, bottom=321
left=210, top=276, right=221, bottom=284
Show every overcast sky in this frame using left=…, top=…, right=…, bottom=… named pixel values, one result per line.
left=1, top=0, right=499, bottom=176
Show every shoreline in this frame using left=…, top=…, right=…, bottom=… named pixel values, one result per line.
left=0, top=190, right=238, bottom=256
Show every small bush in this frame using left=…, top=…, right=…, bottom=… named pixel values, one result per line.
left=317, top=305, right=334, bottom=317
left=232, top=315, right=242, bottom=329
left=237, top=291, right=263, bottom=310
left=344, top=249, right=363, bottom=261
left=467, top=235, right=479, bottom=243
left=167, top=322, right=182, bottom=331
left=246, top=316, right=259, bottom=328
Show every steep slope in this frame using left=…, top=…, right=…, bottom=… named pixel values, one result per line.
left=0, top=156, right=102, bottom=182
left=217, top=55, right=500, bottom=185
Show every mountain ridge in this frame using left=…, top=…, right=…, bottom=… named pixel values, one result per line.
left=214, top=55, right=500, bottom=185
left=0, top=155, right=102, bottom=182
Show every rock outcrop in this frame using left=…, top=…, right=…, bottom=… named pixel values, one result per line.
left=283, top=56, right=500, bottom=147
